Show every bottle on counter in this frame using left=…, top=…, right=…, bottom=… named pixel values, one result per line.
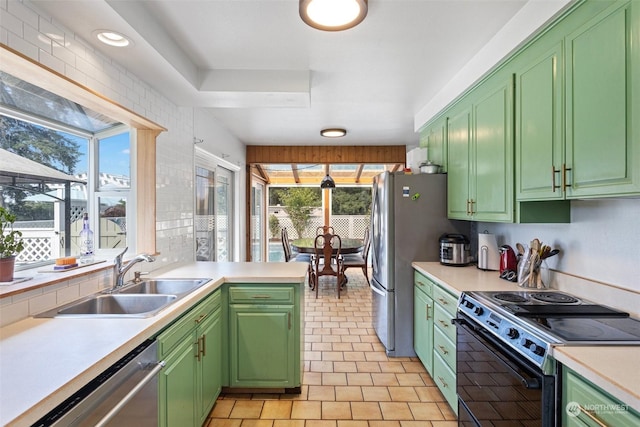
left=79, top=212, right=94, bottom=264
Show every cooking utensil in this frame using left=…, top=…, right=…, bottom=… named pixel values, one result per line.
left=541, top=249, right=559, bottom=259
left=419, top=161, right=441, bottom=174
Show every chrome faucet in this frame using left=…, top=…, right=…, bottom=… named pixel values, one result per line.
left=112, top=247, right=155, bottom=291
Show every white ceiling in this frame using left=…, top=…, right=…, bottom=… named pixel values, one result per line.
left=31, top=0, right=561, bottom=148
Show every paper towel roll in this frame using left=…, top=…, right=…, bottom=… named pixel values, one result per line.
left=478, top=232, right=500, bottom=271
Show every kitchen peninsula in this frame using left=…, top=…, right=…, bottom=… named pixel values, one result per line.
left=0, top=261, right=309, bottom=427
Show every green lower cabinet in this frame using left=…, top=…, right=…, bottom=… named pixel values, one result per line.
left=229, top=304, right=295, bottom=387
left=563, top=367, right=640, bottom=426
left=413, top=280, right=434, bottom=375
left=157, top=291, right=222, bottom=427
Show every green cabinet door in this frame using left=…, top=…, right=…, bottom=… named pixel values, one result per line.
left=413, top=284, right=434, bottom=375
left=229, top=304, right=295, bottom=387
left=516, top=42, right=565, bottom=200
left=565, top=1, right=640, bottom=197
left=472, top=75, right=514, bottom=222
left=197, top=307, right=222, bottom=425
left=447, top=106, right=472, bottom=220
left=159, top=334, right=197, bottom=427
left=421, top=116, right=448, bottom=172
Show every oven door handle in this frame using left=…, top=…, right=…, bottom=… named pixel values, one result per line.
left=453, top=318, right=541, bottom=390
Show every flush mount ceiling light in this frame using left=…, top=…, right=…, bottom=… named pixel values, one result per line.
left=320, top=128, right=347, bottom=138
left=93, top=30, right=132, bottom=47
left=320, top=174, right=336, bottom=188
left=300, top=0, right=368, bottom=31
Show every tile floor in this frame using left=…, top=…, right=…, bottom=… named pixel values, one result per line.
left=206, top=269, right=457, bottom=427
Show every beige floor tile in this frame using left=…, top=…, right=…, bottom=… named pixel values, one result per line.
left=335, top=386, right=363, bottom=401
left=321, top=401, right=352, bottom=419
left=388, top=387, right=420, bottom=402
left=371, top=373, right=400, bottom=386
left=308, top=385, right=336, bottom=401
left=408, top=402, right=444, bottom=421
left=273, top=421, right=305, bottom=427
left=332, top=342, right=354, bottom=351
left=260, top=401, right=292, bottom=419
left=401, top=361, right=428, bottom=373
left=350, top=402, right=383, bottom=420
left=414, top=387, right=445, bottom=403
left=304, top=372, right=323, bottom=385
left=238, top=420, right=273, bottom=427
left=337, top=421, right=369, bottom=427
left=369, top=421, right=402, bottom=427
left=361, top=386, right=391, bottom=402
left=339, top=335, right=362, bottom=343
left=379, top=362, right=406, bottom=373
left=395, top=373, right=425, bottom=387
left=229, top=401, right=264, bottom=419
left=379, top=402, right=414, bottom=420
left=323, top=351, right=345, bottom=361
left=400, top=422, right=434, bottom=427
left=346, top=372, right=374, bottom=386
left=365, top=351, right=389, bottom=362
left=208, top=420, right=242, bottom=427
left=437, top=402, right=457, bottom=420
left=306, top=421, right=338, bottom=427
left=333, top=361, right=358, bottom=373
left=310, top=361, right=335, bottom=372
left=351, top=342, right=374, bottom=352
left=211, top=399, right=235, bottom=418
left=312, top=342, right=333, bottom=351
left=430, top=421, right=458, bottom=427
left=343, top=352, right=367, bottom=361
left=291, top=401, right=321, bottom=419
left=355, top=361, right=381, bottom=372
left=322, top=372, right=348, bottom=385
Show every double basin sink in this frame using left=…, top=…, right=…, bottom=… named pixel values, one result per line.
left=36, top=278, right=211, bottom=318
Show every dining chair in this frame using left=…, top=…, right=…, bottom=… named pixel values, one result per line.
left=282, top=228, right=313, bottom=286
left=316, top=225, right=335, bottom=235
left=310, top=232, right=345, bottom=298
left=342, top=228, right=371, bottom=285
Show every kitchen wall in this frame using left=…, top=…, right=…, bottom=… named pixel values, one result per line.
left=0, top=0, right=247, bottom=269
left=479, top=198, right=640, bottom=293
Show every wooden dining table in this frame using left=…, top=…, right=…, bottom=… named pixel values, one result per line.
left=291, top=238, right=364, bottom=255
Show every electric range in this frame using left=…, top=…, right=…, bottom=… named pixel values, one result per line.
left=454, top=290, right=640, bottom=426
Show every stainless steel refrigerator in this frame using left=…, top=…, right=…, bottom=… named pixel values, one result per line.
left=370, top=171, right=469, bottom=356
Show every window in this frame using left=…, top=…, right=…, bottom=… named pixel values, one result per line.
left=0, top=114, right=130, bottom=269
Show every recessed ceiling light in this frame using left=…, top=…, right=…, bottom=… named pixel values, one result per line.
left=321, top=128, right=347, bottom=138
left=300, top=0, right=368, bottom=31
left=93, top=30, right=132, bottom=47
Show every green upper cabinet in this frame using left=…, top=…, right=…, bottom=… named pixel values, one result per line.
left=515, top=42, right=565, bottom=200
left=419, top=116, right=448, bottom=172
left=447, top=74, right=514, bottom=222
left=565, top=1, right=640, bottom=198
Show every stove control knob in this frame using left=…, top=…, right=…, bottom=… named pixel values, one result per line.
left=506, top=328, right=519, bottom=339
left=520, top=338, right=532, bottom=348
left=464, top=301, right=474, bottom=309
left=531, top=344, right=545, bottom=356
left=473, top=306, right=483, bottom=316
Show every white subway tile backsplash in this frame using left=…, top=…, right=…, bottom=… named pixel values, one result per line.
left=56, top=284, right=79, bottom=305
left=8, top=0, right=37, bottom=29
left=28, top=291, right=57, bottom=316
left=2, top=5, right=24, bottom=36
left=7, top=30, right=38, bottom=59
left=39, top=48, right=65, bottom=74
left=0, top=300, right=29, bottom=328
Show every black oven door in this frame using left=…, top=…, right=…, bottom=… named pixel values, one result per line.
left=454, top=315, right=556, bottom=427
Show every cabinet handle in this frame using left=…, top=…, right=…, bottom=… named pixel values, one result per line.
left=438, top=320, right=448, bottom=328
left=576, top=404, right=608, bottom=427
left=552, top=166, right=561, bottom=192
left=201, top=334, right=206, bottom=358
left=562, top=163, right=572, bottom=189
left=438, top=376, right=449, bottom=388
left=438, top=298, right=448, bottom=305
left=438, top=345, right=449, bottom=355
left=195, top=313, right=208, bottom=324
left=416, top=280, right=425, bottom=287
left=195, top=337, right=202, bottom=361
left=252, top=295, right=272, bottom=299
left=466, top=199, right=471, bottom=215
left=425, top=304, right=430, bottom=321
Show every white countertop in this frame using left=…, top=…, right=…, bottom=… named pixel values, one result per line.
left=0, top=261, right=309, bottom=427
left=412, top=262, right=640, bottom=413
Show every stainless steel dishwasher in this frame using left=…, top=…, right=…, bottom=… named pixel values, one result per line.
left=32, top=340, right=164, bottom=427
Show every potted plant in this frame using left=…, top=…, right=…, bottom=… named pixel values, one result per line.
left=0, top=207, right=25, bottom=282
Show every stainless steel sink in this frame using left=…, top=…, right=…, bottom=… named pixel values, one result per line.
left=36, top=293, right=177, bottom=318
left=118, top=278, right=210, bottom=296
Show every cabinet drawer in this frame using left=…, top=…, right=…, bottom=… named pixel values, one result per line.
left=413, top=271, right=434, bottom=297
left=158, top=291, right=220, bottom=357
left=433, top=353, right=457, bottom=415
left=434, top=325, right=456, bottom=371
left=433, top=285, right=457, bottom=317
left=563, top=368, right=640, bottom=427
left=434, top=304, right=456, bottom=342
left=228, top=286, right=294, bottom=304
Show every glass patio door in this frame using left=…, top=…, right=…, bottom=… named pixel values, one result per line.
left=195, top=165, right=234, bottom=261
left=251, top=182, right=265, bottom=261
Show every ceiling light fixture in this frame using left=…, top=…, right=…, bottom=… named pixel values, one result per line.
left=300, top=0, right=368, bottom=31
left=321, top=128, right=347, bottom=138
left=94, top=30, right=132, bottom=47
left=320, top=174, right=336, bottom=188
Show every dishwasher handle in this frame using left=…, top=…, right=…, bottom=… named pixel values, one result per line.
left=94, top=360, right=165, bottom=427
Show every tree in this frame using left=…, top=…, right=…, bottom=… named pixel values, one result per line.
left=269, top=214, right=280, bottom=239
left=332, top=188, right=372, bottom=215
left=280, top=188, right=320, bottom=238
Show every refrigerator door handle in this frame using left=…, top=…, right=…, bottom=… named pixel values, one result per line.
left=370, top=282, right=385, bottom=296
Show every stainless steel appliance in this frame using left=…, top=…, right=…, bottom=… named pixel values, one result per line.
left=32, top=340, right=164, bottom=427
left=370, top=171, right=468, bottom=356
left=455, top=290, right=640, bottom=426
left=439, top=233, right=471, bottom=266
